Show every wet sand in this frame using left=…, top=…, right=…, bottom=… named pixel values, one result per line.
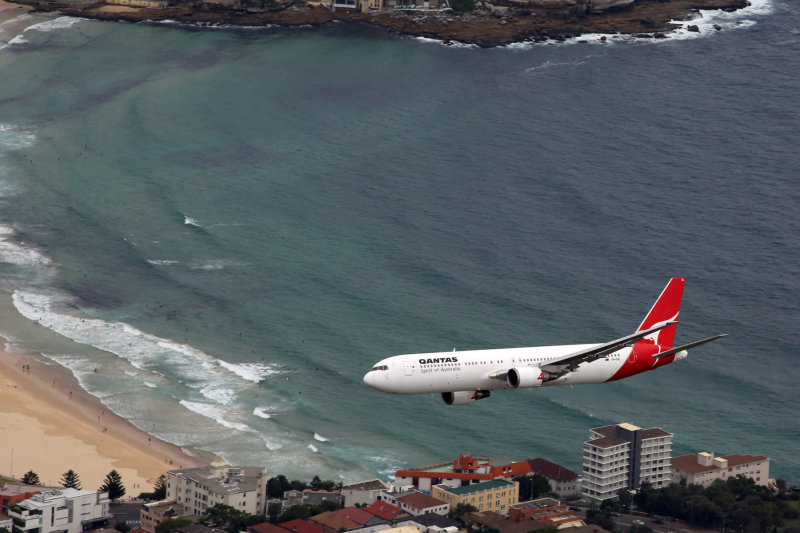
left=0, top=340, right=204, bottom=493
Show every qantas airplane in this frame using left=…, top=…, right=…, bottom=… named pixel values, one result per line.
left=363, top=277, right=725, bottom=405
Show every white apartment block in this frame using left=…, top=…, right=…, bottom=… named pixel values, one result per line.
left=582, top=423, right=672, bottom=501
left=671, top=452, right=770, bottom=487
left=8, top=488, right=111, bottom=533
left=167, top=465, right=268, bottom=516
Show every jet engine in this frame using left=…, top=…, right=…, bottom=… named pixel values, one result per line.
left=441, top=390, right=491, bottom=406
left=507, top=366, right=543, bottom=388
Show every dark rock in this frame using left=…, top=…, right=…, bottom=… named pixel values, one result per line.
left=653, top=31, right=666, bottom=37
left=686, top=23, right=699, bottom=31
left=713, top=23, right=721, bottom=30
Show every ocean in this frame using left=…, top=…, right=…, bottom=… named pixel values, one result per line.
left=0, top=0, right=798, bottom=486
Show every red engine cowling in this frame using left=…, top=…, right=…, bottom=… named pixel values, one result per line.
left=441, top=390, right=491, bottom=405
left=507, top=366, right=543, bottom=388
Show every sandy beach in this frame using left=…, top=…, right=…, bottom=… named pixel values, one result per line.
left=0, top=339, right=204, bottom=494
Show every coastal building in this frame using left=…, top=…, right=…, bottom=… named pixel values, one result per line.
left=341, top=479, right=387, bottom=507
left=0, top=513, right=12, bottom=532
left=166, top=464, right=268, bottom=516
left=526, top=459, right=580, bottom=498
left=249, top=522, right=291, bottom=533
left=581, top=423, right=672, bottom=501
left=7, top=488, right=111, bottom=533
left=139, top=500, right=193, bottom=533
left=432, top=479, right=518, bottom=515
left=0, top=483, right=46, bottom=515
left=395, top=453, right=541, bottom=493
left=363, top=500, right=409, bottom=523
left=380, top=491, right=449, bottom=517
left=508, top=498, right=584, bottom=528
left=671, top=452, right=770, bottom=487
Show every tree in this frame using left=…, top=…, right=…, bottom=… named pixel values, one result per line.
left=514, top=474, right=552, bottom=501
left=202, top=503, right=265, bottom=533
left=21, top=471, right=40, bottom=485
left=448, top=503, right=478, bottom=523
left=60, top=470, right=82, bottom=489
left=268, top=475, right=291, bottom=498
left=153, top=474, right=167, bottom=500
left=115, top=521, right=132, bottom=533
left=156, top=518, right=193, bottom=533
left=278, top=504, right=312, bottom=523
left=99, top=470, right=126, bottom=501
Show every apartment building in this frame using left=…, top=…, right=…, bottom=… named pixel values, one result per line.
left=526, top=459, right=580, bottom=498
left=671, top=452, right=770, bottom=487
left=7, top=488, right=111, bottom=533
left=139, top=501, right=192, bottom=533
left=432, top=479, right=518, bottom=515
left=582, top=423, right=672, bottom=501
left=380, top=491, right=449, bottom=516
left=166, top=465, right=268, bottom=516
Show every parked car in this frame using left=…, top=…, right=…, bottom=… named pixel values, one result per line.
left=633, top=520, right=646, bottom=525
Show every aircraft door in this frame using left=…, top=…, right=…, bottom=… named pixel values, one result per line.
left=403, top=360, right=415, bottom=376
left=628, top=350, right=636, bottom=363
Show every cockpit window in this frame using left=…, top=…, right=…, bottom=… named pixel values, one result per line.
left=370, top=365, right=389, bottom=371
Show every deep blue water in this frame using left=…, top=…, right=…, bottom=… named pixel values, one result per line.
left=0, top=0, right=798, bottom=485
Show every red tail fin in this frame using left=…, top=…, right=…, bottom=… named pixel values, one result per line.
left=636, top=277, right=685, bottom=347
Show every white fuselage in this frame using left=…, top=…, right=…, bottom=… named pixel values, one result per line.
left=363, top=343, right=640, bottom=394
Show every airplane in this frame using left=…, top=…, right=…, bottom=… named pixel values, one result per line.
left=363, top=277, right=725, bottom=405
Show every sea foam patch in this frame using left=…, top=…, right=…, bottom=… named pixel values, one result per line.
left=180, top=400, right=251, bottom=432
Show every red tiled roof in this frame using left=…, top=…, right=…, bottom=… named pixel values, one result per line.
left=397, top=492, right=447, bottom=510
left=278, top=519, right=329, bottom=533
left=670, top=455, right=716, bottom=474
left=251, top=523, right=292, bottom=533
left=722, top=454, right=768, bottom=467
left=364, top=501, right=403, bottom=520
left=334, top=507, right=374, bottom=526
left=527, top=458, right=578, bottom=482
left=309, top=511, right=359, bottom=532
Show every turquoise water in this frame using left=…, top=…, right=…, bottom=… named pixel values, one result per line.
left=0, top=0, right=799, bottom=484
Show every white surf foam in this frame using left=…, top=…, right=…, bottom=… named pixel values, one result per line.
left=307, top=443, right=318, bottom=453
left=220, top=361, right=285, bottom=383
left=12, top=291, right=283, bottom=414
left=264, top=439, right=283, bottom=451
left=147, top=259, right=180, bottom=266
left=22, top=16, right=83, bottom=34
left=0, top=226, right=53, bottom=267
left=184, top=216, right=202, bottom=227
left=180, top=400, right=251, bottom=432
left=253, top=407, right=272, bottom=419
left=313, top=432, right=329, bottom=442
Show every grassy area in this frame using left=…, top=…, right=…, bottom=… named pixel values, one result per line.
left=780, top=499, right=800, bottom=532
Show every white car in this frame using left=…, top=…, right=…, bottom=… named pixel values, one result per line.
left=632, top=520, right=646, bottom=526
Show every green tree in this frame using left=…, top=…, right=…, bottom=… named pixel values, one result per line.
left=99, top=469, right=126, bottom=501
left=21, top=471, right=40, bottom=485
left=60, top=470, right=82, bottom=489
left=268, top=475, right=291, bottom=498
left=115, top=521, right=132, bottom=533
left=448, top=503, right=478, bottom=523
left=278, top=504, right=311, bottom=523
left=514, top=474, right=552, bottom=501
left=202, top=503, right=265, bottom=533
left=153, top=474, right=167, bottom=500
left=155, top=518, right=193, bottom=533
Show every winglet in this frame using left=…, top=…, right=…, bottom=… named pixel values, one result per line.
left=651, top=334, right=727, bottom=358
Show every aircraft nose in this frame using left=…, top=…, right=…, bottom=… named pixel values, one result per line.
left=363, top=370, right=375, bottom=389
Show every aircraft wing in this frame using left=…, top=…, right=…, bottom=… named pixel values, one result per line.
left=541, top=321, right=677, bottom=373
left=651, top=334, right=727, bottom=358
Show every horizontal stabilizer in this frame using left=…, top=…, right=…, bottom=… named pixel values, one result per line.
left=543, top=321, right=677, bottom=371
left=651, top=334, right=727, bottom=358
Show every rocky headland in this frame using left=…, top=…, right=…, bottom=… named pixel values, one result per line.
left=11, top=0, right=749, bottom=47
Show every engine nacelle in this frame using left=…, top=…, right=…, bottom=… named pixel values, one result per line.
left=507, top=366, right=543, bottom=388
left=441, top=390, right=491, bottom=406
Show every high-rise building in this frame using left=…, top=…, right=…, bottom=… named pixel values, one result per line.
left=167, top=464, right=268, bottom=516
left=581, top=423, right=672, bottom=501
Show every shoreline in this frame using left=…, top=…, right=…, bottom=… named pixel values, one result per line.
left=0, top=338, right=206, bottom=493
left=6, top=0, right=750, bottom=47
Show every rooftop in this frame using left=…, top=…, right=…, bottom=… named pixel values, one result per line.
left=672, top=453, right=769, bottom=474
left=527, top=458, right=578, bottom=482
left=342, top=480, right=387, bottom=492
left=364, top=501, right=403, bottom=521
left=169, top=466, right=265, bottom=495
left=435, top=478, right=515, bottom=496
left=396, top=492, right=447, bottom=510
